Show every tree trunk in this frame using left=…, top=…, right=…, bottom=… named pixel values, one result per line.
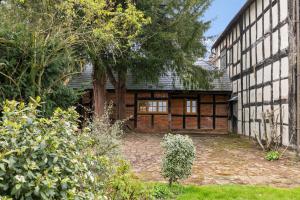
left=115, top=71, right=126, bottom=120
left=93, top=66, right=106, bottom=118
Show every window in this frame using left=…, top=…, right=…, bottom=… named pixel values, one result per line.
left=158, top=101, right=167, bottom=112
left=186, top=100, right=197, bottom=114
left=138, top=100, right=168, bottom=113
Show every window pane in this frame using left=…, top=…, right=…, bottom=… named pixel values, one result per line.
left=187, top=107, right=191, bottom=113
left=158, top=101, right=163, bottom=107
left=192, top=101, right=197, bottom=107
left=187, top=100, right=191, bottom=106
left=192, top=107, right=196, bottom=113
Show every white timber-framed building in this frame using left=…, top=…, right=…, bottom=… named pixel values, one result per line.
left=212, top=0, right=300, bottom=148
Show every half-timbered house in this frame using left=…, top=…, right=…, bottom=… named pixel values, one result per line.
left=211, top=0, right=300, bottom=148
left=69, top=60, right=232, bottom=133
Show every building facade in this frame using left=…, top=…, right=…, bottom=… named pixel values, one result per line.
left=212, top=0, right=299, bottom=147
left=69, top=61, right=232, bottom=133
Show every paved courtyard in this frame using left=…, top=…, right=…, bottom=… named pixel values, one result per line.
left=121, top=133, right=300, bottom=188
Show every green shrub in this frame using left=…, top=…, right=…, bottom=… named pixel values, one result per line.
left=161, top=134, right=196, bottom=186
left=105, top=160, right=154, bottom=200
left=0, top=98, right=104, bottom=199
left=152, top=184, right=175, bottom=199
left=266, top=151, right=280, bottom=161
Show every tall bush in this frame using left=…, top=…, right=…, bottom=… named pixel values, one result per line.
left=88, top=103, right=124, bottom=158
left=161, top=134, right=196, bottom=186
left=0, top=98, right=104, bottom=199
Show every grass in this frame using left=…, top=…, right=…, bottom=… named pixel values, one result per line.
left=151, top=183, right=300, bottom=200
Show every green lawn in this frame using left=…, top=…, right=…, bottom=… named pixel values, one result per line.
left=152, top=183, right=300, bottom=200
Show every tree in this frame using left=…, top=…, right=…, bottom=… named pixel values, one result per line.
left=61, top=0, right=150, bottom=117
left=0, top=0, right=81, bottom=115
left=105, top=0, right=213, bottom=120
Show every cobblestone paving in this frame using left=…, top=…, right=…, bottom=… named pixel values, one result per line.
left=121, top=133, right=300, bottom=188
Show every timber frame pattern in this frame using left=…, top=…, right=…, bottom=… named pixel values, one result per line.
left=212, top=0, right=298, bottom=147
left=106, top=91, right=231, bottom=133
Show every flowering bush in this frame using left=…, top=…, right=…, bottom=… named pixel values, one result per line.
left=161, top=134, right=196, bottom=186
left=0, top=98, right=104, bottom=199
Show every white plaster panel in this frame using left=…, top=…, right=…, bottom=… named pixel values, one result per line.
left=245, top=9, right=250, bottom=27
left=237, top=63, right=241, bottom=74
left=245, top=122, right=249, bottom=136
left=282, top=125, right=290, bottom=146
left=250, top=89, right=256, bottom=103
left=272, top=4, right=278, bottom=29
left=245, top=108, right=249, bottom=121
left=257, top=68, right=263, bottom=84
left=280, top=24, right=289, bottom=50
left=250, top=106, right=256, bottom=119
left=281, top=56, right=289, bottom=78
left=246, top=30, right=250, bottom=48
left=233, top=80, right=237, bottom=93
left=246, top=51, right=251, bottom=68
left=264, top=35, right=271, bottom=58
left=273, top=80, right=280, bottom=100
left=251, top=47, right=256, bottom=66
left=281, top=79, right=289, bottom=99
left=281, top=104, right=289, bottom=124
left=242, top=54, right=246, bottom=70
left=233, top=44, right=238, bottom=63
left=238, top=92, right=242, bottom=108
left=264, top=64, right=271, bottom=82
left=238, top=79, right=241, bottom=92
left=238, top=121, right=242, bottom=135
left=257, top=41, right=263, bottom=63
left=250, top=2, right=256, bottom=23
left=243, top=76, right=248, bottom=90
left=250, top=73, right=255, bottom=86
left=264, top=0, right=269, bottom=10
left=257, top=106, right=263, bottom=120
left=272, top=30, right=279, bottom=55
left=263, top=105, right=271, bottom=114
left=257, top=0, right=263, bottom=16
left=273, top=60, right=280, bottom=80
left=263, top=85, right=272, bottom=102
left=243, top=91, right=248, bottom=104
left=273, top=105, right=281, bottom=123
left=280, top=0, right=288, bottom=22
left=264, top=10, right=271, bottom=34
left=251, top=25, right=256, bottom=45
left=257, top=18, right=263, bottom=39
left=257, top=87, right=263, bottom=103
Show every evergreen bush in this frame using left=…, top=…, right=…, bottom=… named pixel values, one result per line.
left=161, top=134, right=196, bottom=186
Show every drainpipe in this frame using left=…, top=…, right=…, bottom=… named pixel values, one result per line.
left=295, top=0, right=300, bottom=154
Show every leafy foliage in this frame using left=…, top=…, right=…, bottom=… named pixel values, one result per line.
left=161, top=134, right=196, bottom=186
left=0, top=98, right=105, bottom=199
left=0, top=1, right=81, bottom=114
left=105, top=160, right=154, bottom=200
left=131, top=0, right=214, bottom=89
left=265, top=151, right=280, bottom=161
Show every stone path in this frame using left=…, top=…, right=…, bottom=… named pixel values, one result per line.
left=121, top=133, right=300, bottom=188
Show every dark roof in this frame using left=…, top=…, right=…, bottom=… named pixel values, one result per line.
left=68, top=60, right=232, bottom=92
left=212, top=0, right=254, bottom=49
